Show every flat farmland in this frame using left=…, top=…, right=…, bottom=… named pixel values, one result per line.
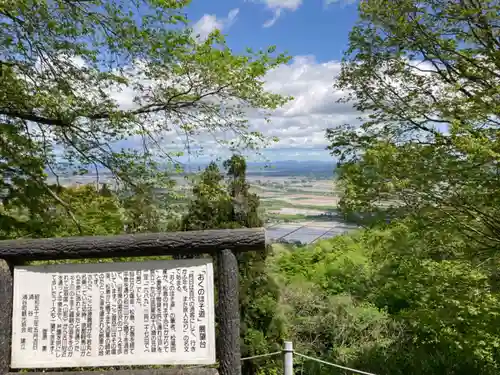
left=54, top=165, right=358, bottom=245
left=251, top=176, right=340, bottom=213
left=248, top=175, right=358, bottom=244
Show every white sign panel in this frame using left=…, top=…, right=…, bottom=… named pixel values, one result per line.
left=11, top=258, right=215, bottom=368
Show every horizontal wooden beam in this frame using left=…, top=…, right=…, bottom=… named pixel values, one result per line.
left=0, top=228, right=266, bottom=262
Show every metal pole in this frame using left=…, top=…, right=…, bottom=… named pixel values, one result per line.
left=283, top=341, right=293, bottom=375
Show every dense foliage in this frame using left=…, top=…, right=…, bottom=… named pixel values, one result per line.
left=0, top=0, right=290, bottom=238
left=2, top=0, right=500, bottom=374
left=181, top=156, right=284, bottom=375
left=318, top=0, right=500, bottom=374
left=328, top=0, right=500, bottom=252
left=272, top=220, right=500, bottom=375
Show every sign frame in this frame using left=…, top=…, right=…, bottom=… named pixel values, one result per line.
left=10, top=258, right=216, bottom=369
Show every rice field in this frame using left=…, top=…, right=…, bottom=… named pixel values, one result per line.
left=265, top=221, right=357, bottom=245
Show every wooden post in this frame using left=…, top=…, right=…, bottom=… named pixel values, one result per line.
left=0, top=259, right=13, bottom=374
left=217, top=249, right=241, bottom=375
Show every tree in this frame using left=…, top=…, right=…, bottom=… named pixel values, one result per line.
left=181, top=156, right=284, bottom=375
left=326, top=5, right=500, bottom=370
left=0, top=0, right=290, bottom=237
left=117, top=166, right=181, bottom=234
left=224, top=155, right=263, bottom=228
left=7, top=184, right=126, bottom=238
left=181, top=162, right=234, bottom=230
left=272, top=223, right=500, bottom=375
left=328, top=0, right=500, bottom=253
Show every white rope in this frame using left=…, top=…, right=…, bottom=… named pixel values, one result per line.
left=294, top=352, right=378, bottom=375
left=241, top=351, right=282, bottom=361
left=182, top=347, right=378, bottom=375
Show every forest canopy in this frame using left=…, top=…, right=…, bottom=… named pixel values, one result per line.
left=329, top=0, right=500, bottom=253
left=0, top=0, right=290, bottom=236
left=2, top=0, right=500, bottom=374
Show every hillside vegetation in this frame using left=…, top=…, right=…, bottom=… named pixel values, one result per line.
left=270, top=224, right=500, bottom=374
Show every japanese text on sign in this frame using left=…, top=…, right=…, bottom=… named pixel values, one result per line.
left=11, top=259, right=215, bottom=368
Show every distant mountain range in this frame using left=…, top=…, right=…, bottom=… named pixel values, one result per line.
left=184, top=160, right=336, bottom=177
left=47, top=160, right=336, bottom=180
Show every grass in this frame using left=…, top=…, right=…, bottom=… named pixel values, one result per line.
left=289, top=204, right=338, bottom=211
left=266, top=213, right=307, bottom=221
left=271, top=243, right=295, bottom=253
left=249, top=185, right=267, bottom=193
left=267, top=187, right=332, bottom=195
left=261, top=199, right=291, bottom=209
left=265, top=212, right=346, bottom=224
left=261, top=199, right=338, bottom=212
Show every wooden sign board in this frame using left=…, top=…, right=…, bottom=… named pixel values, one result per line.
left=10, top=258, right=215, bottom=368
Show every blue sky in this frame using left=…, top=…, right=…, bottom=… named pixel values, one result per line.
left=178, top=0, right=361, bottom=163
left=187, top=0, right=358, bottom=62
left=105, top=0, right=361, bottom=164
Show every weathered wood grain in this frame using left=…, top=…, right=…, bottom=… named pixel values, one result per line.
left=0, top=259, right=13, bottom=374
left=0, top=228, right=266, bottom=261
left=216, top=249, right=241, bottom=375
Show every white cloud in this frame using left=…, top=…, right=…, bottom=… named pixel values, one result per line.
left=103, top=55, right=357, bottom=162
left=192, top=8, right=240, bottom=41
left=227, top=8, right=240, bottom=23
left=177, top=55, right=358, bottom=161
left=39, top=51, right=463, bottom=165
left=324, top=0, right=357, bottom=7
left=29, top=50, right=356, bottom=163
left=263, top=9, right=281, bottom=28
left=251, top=55, right=358, bottom=150
left=187, top=55, right=357, bottom=159
left=255, top=0, right=302, bottom=28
